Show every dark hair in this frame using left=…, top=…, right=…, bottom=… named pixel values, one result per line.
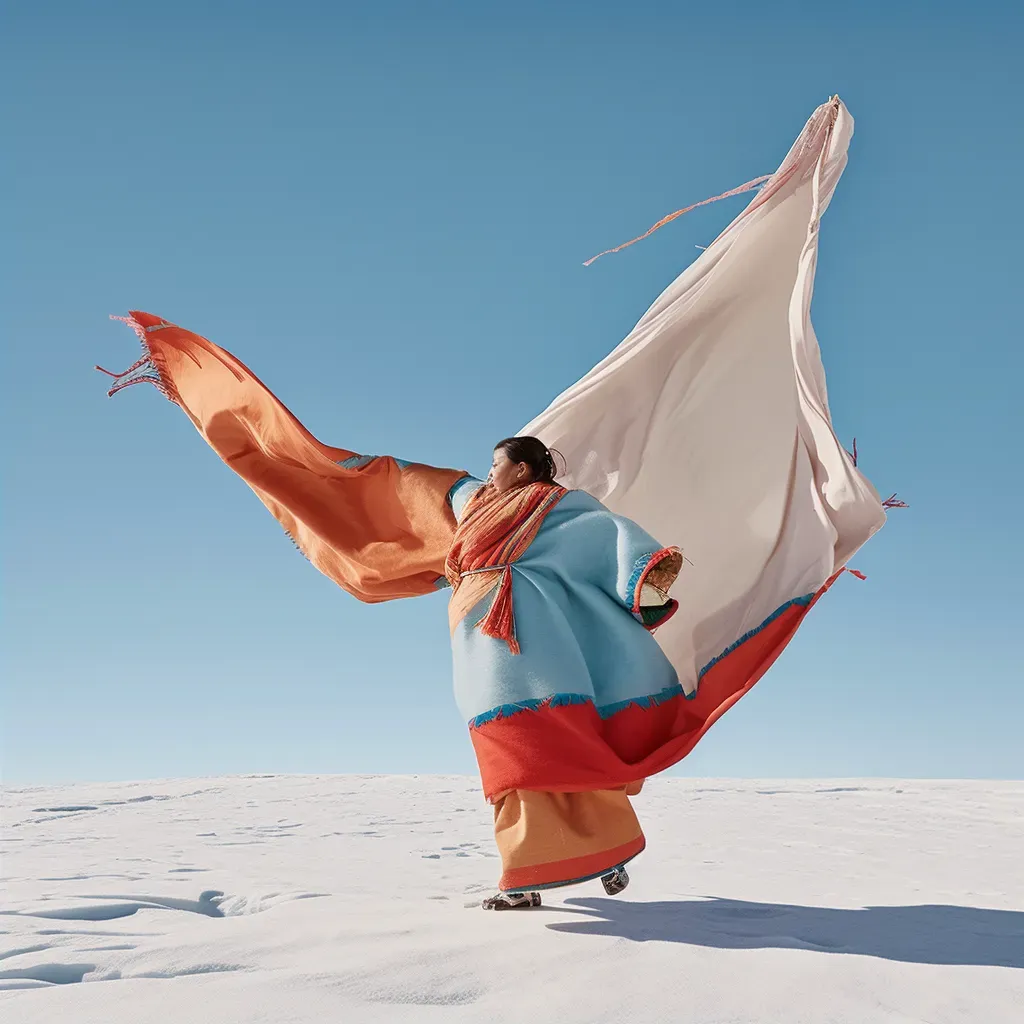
left=494, top=436, right=563, bottom=484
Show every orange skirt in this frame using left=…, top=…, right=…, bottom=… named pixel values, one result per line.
left=493, top=783, right=645, bottom=892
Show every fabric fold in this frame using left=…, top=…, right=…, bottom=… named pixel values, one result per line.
left=521, top=96, right=887, bottom=701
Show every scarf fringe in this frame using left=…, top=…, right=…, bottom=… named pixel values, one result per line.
left=476, top=565, right=520, bottom=654
left=96, top=314, right=177, bottom=401
left=448, top=484, right=566, bottom=654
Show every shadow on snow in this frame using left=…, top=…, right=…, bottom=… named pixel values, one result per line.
left=547, top=896, right=1024, bottom=968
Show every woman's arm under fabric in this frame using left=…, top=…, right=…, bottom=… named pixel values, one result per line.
left=447, top=476, right=486, bottom=521
left=525, top=490, right=683, bottom=630
left=587, top=497, right=682, bottom=629
left=626, top=546, right=684, bottom=629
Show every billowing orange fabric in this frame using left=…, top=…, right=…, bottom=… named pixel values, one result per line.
left=102, top=311, right=466, bottom=602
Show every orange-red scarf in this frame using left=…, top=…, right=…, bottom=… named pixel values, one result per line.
left=445, top=482, right=567, bottom=653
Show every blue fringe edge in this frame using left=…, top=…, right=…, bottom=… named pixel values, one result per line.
left=468, top=686, right=691, bottom=730
left=337, top=454, right=376, bottom=469
left=336, top=455, right=412, bottom=470
left=695, top=593, right=814, bottom=679
left=467, top=591, right=816, bottom=730
left=625, top=551, right=658, bottom=617
left=625, top=552, right=653, bottom=604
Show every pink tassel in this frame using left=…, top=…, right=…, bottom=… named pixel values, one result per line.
left=583, top=174, right=772, bottom=266
left=94, top=354, right=150, bottom=380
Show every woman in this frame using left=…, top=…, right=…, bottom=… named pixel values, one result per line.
left=98, top=298, right=886, bottom=913
left=446, top=436, right=683, bottom=908
left=98, top=311, right=692, bottom=910
left=98, top=102, right=892, bottom=912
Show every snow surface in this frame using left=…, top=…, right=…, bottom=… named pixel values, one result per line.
left=3, top=775, right=1022, bottom=1023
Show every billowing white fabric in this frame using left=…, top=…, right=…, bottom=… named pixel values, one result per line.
left=522, top=97, right=886, bottom=698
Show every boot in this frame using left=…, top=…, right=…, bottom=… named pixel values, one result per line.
left=600, top=865, right=630, bottom=895
left=481, top=891, right=542, bottom=910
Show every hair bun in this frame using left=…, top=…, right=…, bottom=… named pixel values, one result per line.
left=494, top=436, right=562, bottom=485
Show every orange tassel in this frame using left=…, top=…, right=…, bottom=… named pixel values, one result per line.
left=477, top=565, right=520, bottom=654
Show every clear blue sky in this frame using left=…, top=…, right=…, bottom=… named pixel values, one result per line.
left=3, top=1, right=1021, bottom=782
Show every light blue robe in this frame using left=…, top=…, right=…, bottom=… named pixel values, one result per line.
left=447, top=478, right=682, bottom=727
